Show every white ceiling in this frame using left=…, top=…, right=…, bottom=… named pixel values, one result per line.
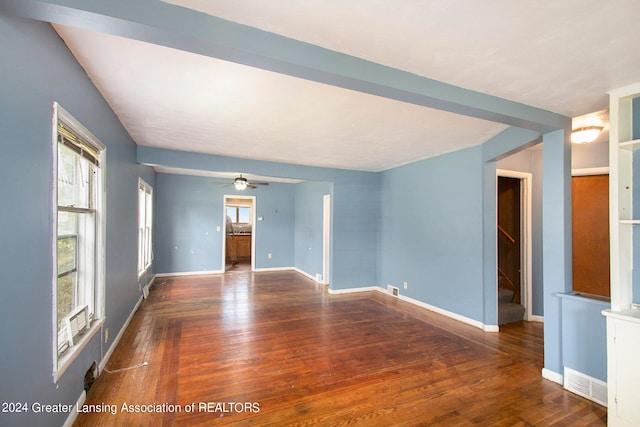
left=53, top=0, right=640, bottom=174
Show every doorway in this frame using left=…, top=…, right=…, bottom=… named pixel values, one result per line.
left=223, top=195, right=256, bottom=272
left=497, top=170, right=532, bottom=324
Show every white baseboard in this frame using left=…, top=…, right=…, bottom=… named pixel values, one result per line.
left=293, top=267, right=328, bottom=284
left=529, top=314, right=544, bottom=323
left=62, top=388, right=86, bottom=427
left=328, top=286, right=385, bottom=295
left=156, top=267, right=304, bottom=277
left=397, top=293, right=492, bottom=331
left=253, top=266, right=295, bottom=273
left=155, top=269, right=224, bottom=277
left=155, top=267, right=328, bottom=281
left=142, top=274, right=156, bottom=299
left=99, top=296, right=143, bottom=374
left=542, top=367, right=564, bottom=385
left=329, top=286, right=497, bottom=332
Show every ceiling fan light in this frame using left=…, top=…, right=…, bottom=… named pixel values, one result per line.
left=234, top=177, right=248, bottom=190
left=571, top=126, right=603, bottom=144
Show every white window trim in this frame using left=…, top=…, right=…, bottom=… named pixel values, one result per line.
left=138, top=178, right=153, bottom=276
left=227, top=205, right=252, bottom=224
left=52, top=103, right=106, bottom=382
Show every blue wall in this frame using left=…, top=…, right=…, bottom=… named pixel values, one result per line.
left=138, top=147, right=380, bottom=290
left=378, top=147, right=485, bottom=322
left=153, top=174, right=334, bottom=280
left=154, top=173, right=295, bottom=273
left=559, top=294, right=609, bottom=382
left=254, top=183, right=296, bottom=270
left=0, top=15, right=154, bottom=427
left=294, top=181, right=331, bottom=280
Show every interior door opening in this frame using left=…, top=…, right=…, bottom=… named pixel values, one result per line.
left=497, top=170, right=532, bottom=326
left=223, top=196, right=255, bottom=272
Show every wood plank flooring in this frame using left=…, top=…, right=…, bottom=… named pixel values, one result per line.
left=75, top=271, right=607, bottom=426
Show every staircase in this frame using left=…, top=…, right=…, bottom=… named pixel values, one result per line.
left=498, top=286, right=525, bottom=325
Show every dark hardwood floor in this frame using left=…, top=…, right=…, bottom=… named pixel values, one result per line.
left=75, top=271, right=606, bottom=426
left=225, top=260, right=252, bottom=273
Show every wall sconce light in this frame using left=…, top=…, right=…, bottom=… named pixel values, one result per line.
left=571, top=126, right=603, bottom=144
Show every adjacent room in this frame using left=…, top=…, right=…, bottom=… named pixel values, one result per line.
left=1, top=1, right=639, bottom=426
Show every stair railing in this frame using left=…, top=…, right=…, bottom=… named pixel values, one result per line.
left=498, top=268, right=521, bottom=304
left=498, top=224, right=516, bottom=244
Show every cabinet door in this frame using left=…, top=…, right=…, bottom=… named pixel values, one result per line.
left=614, top=319, right=640, bottom=424
left=238, top=236, right=251, bottom=258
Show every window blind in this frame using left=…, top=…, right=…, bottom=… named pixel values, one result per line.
left=57, top=122, right=100, bottom=166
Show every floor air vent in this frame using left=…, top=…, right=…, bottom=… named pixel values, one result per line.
left=387, top=285, right=399, bottom=297
left=564, top=367, right=607, bottom=407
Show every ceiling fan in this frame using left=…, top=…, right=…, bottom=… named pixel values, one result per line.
left=227, top=175, right=269, bottom=190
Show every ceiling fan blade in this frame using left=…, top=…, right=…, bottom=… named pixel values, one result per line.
left=247, top=184, right=257, bottom=189
left=248, top=181, right=269, bottom=186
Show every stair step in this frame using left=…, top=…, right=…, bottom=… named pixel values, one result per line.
left=498, top=287, right=515, bottom=304
left=498, top=302, right=525, bottom=325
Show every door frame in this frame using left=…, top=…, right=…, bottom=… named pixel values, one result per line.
left=571, top=167, right=609, bottom=177
left=497, top=169, right=533, bottom=321
left=323, top=194, right=331, bottom=285
left=222, top=195, right=256, bottom=271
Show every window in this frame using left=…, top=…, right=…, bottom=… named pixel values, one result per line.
left=138, top=179, right=153, bottom=275
left=53, top=104, right=105, bottom=379
left=226, top=206, right=251, bottom=224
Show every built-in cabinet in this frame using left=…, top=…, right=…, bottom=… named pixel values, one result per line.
left=603, top=82, right=640, bottom=426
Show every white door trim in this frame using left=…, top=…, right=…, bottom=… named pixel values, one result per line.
left=323, top=194, right=331, bottom=285
left=497, top=169, right=533, bottom=321
left=223, top=195, right=256, bottom=271
left=571, top=166, right=609, bottom=176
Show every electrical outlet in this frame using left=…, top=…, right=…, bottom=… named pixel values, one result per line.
left=105, top=328, right=109, bottom=343
left=403, top=281, right=408, bottom=289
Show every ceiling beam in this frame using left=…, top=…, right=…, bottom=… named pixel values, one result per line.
left=0, top=0, right=569, bottom=132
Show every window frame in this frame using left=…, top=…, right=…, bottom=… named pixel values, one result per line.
left=226, top=205, right=251, bottom=224
left=52, top=103, right=106, bottom=382
left=138, top=178, right=153, bottom=276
